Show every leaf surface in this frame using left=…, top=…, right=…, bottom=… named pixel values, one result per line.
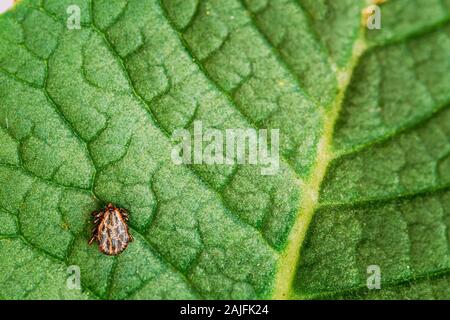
left=0, top=0, right=449, bottom=299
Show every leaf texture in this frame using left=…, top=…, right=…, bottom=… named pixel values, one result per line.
left=0, top=0, right=448, bottom=299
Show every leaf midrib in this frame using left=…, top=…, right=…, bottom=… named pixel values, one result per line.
left=272, top=27, right=368, bottom=298
left=273, top=5, right=450, bottom=299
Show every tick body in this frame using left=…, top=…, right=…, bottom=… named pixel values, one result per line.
left=89, top=203, right=133, bottom=256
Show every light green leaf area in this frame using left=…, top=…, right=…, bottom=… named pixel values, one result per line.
left=0, top=0, right=448, bottom=300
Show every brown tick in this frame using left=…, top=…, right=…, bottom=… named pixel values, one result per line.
left=89, top=203, right=133, bottom=256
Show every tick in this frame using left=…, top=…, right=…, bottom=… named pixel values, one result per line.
left=88, top=203, right=133, bottom=256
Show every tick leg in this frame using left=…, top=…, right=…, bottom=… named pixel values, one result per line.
left=89, top=226, right=98, bottom=245
left=92, top=210, right=105, bottom=220
left=129, top=233, right=134, bottom=242
left=93, top=212, right=103, bottom=224
left=88, top=234, right=97, bottom=245
left=120, top=209, right=129, bottom=221
left=94, top=212, right=103, bottom=219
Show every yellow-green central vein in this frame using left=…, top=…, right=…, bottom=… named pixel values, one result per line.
left=273, top=18, right=370, bottom=300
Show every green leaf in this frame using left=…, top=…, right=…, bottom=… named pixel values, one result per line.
left=0, top=0, right=448, bottom=300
